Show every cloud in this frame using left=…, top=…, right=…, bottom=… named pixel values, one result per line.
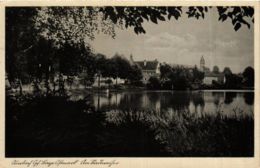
left=135, top=31, right=253, bottom=73
left=143, top=32, right=213, bottom=58
left=215, top=39, right=238, bottom=48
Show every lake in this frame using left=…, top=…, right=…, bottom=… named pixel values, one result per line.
left=86, top=90, right=254, bottom=118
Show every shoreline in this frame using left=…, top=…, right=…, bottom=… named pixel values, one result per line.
left=74, top=87, right=255, bottom=94
left=6, top=84, right=254, bottom=95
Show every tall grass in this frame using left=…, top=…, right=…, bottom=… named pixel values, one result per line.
left=106, top=108, right=254, bottom=156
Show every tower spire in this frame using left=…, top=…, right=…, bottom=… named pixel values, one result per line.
left=130, top=53, right=134, bottom=63
left=200, top=55, right=205, bottom=71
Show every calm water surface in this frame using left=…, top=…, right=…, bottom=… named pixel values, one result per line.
left=72, top=90, right=254, bottom=118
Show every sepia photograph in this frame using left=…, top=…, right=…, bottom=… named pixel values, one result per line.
left=5, top=5, right=255, bottom=158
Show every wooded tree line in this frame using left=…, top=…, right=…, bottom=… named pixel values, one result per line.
left=147, top=64, right=254, bottom=90
left=154, top=64, right=204, bottom=90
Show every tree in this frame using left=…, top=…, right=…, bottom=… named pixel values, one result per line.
left=223, top=67, right=232, bottom=75
left=170, top=68, right=190, bottom=90
left=58, top=42, right=91, bottom=76
left=34, top=7, right=117, bottom=47
left=192, top=66, right=204, bottom=82
left=79, top=73, right=95, bottom=88
left=223, top=67, right=240, bottom=89
left=160, top=64, right=192, bottom=90
left=160, top=64, right=172, bottom=81
left=128, top=65, right=143, bottom=84
left=213, top=66, right=220, bottom=74
left=6, top=7, right=38, bottom=92
left=147, top=77, right=161, bottom=90
left=242, top=66, right=254, bottom=87
left=92, top=53, right=110, bottom=87
left=224, top=74, right=243, bottom=89
left=95, top=54, right=108, bottom=73
left=110, top=54, right=132, bottom=81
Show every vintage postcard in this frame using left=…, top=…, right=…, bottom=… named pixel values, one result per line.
left=0, top=1, right=259, bottom=168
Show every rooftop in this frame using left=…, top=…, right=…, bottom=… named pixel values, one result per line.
left=135, top=60, right=159, bottom=70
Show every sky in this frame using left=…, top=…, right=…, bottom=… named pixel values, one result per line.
left=89, top=7, right=254, bottom=73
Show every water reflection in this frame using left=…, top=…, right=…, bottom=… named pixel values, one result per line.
left=93, top=91, right=253, bottom=118
left=244, top=92, right=254, bottom=105
left=191, top=92, right=205, bottom=115
left=224, top=92, right=237, bottom=105
left=212, top=92, right=224, bottom=107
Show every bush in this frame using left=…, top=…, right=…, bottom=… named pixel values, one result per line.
left=147, top=77, right=161, bottom=90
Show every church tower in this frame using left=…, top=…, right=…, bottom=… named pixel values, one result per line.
left=129, top=54, right=134, bottom=65
left=130, top=54, right=133, bottom=62
left=200, top=56, right=205, bottom=71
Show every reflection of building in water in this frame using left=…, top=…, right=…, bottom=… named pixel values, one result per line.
left=212, top=92, right=224, bottom=107
left=191, top=92, right=205, bottom=115
left=94, top=93, right=123, bottom=111
left=195, top=91, right=225, bottom=116
left=92, top=91, right=253, bottom=118
left=140, top=92, right=161, bottom=111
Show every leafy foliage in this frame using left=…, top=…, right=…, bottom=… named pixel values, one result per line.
left=128, top=65, right=143, bottom=84
left=217, top=7, right=254, bottom=31
left=147, top=77, right=161, bottom=89
left=110, top=54, right=132, bottom=79
left=242, top=66, right=254, bottom=87
left=223, top=67, right=232, bottom=75
left=213, top=65, right=220, bottom=74
left=100, top=6, right=254, bottom=34
left=159, top=64, right=204, bottom=90
left=35, top=7, right=117, bottom=47
left=224, top=74, right=243, bottom=89
left=6, top=8, right=38, bottom=82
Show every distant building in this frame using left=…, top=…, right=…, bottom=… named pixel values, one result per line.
left=200, top=56, right=225, bottom=85
left=130, top=55, right=160, bottom=84
left=203, top=72, right=225, bottom=85
left=200, top=56, right=205, bottom=71
left=200, top=56, right=210, bottom=73
left=92, top=76, right=125, bottom=87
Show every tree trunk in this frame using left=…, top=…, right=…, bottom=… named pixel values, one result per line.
left=45, top=70, right=50, bottom=95
left=98, top=74, right=101, bottom=88
left=19, top=79, right=23, bottom=96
